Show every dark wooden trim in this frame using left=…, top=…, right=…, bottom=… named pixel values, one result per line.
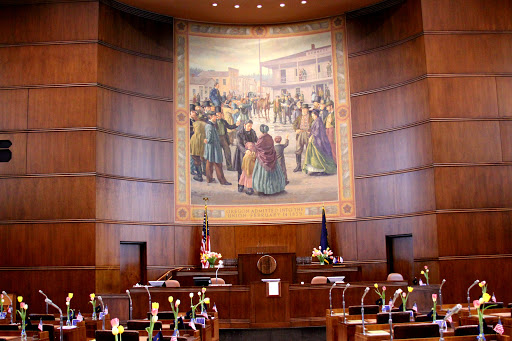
left=99, top=0, right=173, bottom=23
left=353, top=120, right=430, bottom=137
left=348, top=32, right=423, bottom=58
left=97, top=83, right=173, bottom=102
left=98, top=40, right=173, bottom=62
left=0, top=265, right=120, bottom=271
left=438, top=254, right=512, bottom=261
left=97, top=128, right=174, bottom=143
left=355, top=165, right=434, bottom=179
left=424, top=30, right=512, bottom=35
left=346, top=0, right=405, bottom=19
left=0, top=172, right=173, bottom=184
left=96, top=173, right=174, bottom=184
left=351, top=75, right=427, bottom=97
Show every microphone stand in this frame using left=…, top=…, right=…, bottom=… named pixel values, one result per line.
left=145, top=286, right=152, bottom=319
left=126, top=290, right=133, bottom=321
left=97, top=296, right=105, bottom=330
left=389, top=292, right=400, bottom=341
left=2, top=292, right=13, bottom=324
left=439, top=279, right=446, bottom=308
left=342, top=283, right=351, bottom=323
left=361, top=287, right=370, bottom=335
left=216, top=267, right=220, bottom=283
left=45, top=299, right=63, bottom=341
left=440, top=304, right=462, bottom=341
left=467, top=280, right=479, bottom=317
left=38, top=290, right=49, bottom=315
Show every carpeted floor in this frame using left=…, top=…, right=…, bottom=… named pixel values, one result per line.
left=220, top=327, right=326, bottom=341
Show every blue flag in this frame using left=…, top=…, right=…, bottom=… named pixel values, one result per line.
left=152, top=331, right=163, bottom=341
left=320, top=206, right=329, bottom=251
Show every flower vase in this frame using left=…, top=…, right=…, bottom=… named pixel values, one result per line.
left=173, top=329, right=179, bottom=337
left=92, top=310, right=97, bottom=320
left=477, top=319, right=486, bottom=341
left=21, top=320, right=27, bottom=341
left=66, top=318, right=71, bottom=326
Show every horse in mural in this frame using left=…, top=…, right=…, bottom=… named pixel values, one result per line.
left=257, top=93, right=270, bottom=122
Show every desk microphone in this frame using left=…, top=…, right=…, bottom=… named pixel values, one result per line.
left=389, top=290, right=402, bottom=341
left=439, top=279, right=446, bottom=307
left=361, top=287, right=370, bottom=335
left=342, top=283, right=351, bottom=323
left=97, top=296, right=105, bottom=330
left=440, top=304, right=462, bottom=341
left=329, top=282, right=343, bottom=316
left=45, top=299, right=63, bottom=341
left=126, top=290, right=133, bottom=320
left=2, top=291, right=13, bottom=324
left=467, top=280, right=479, bottom=317
left=38, top=290, right=49, bottom=314
left=145, top=285, right=152, bottom=317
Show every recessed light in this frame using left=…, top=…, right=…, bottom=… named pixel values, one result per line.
left=301, top=0, right=307, bottom=3
left=257, top=4, right=262, bottom=8
left=280, top=3, right=285, bottom=7
left=234, top=4, right=239, bottom=8
left=212, top=3, right=218, bottom=6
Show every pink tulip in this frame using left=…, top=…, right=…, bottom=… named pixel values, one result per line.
left=111, top=318, right=119, bottom=328
left=424, top=265, right=428, bottom=269
left=432, top=294, right=437, bottom=301
left=151, top=308, right=158, bottom=316
left=473, top=300, right=481, bottom=308
left=382, top=286, right=386, bottom=291
left=66, top=297, right=71, bottom=302
left=20, top=302, right=25, bottom=309
left=402, top=292, right=406, bottom=297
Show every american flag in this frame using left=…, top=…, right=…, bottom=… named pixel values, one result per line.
left=200, top=205, right=210, bottom=269
left=213, top=303, right=217, bottom=313
left=189, top=319, right=196, bottom=331
left=201, top=310, right=208, bottom=318
left=491, top=293, right=497, bottom=303
left=494, top=319, right=504, bottom=335
left=412, top=303, right=418, bottom=312
left=170, top=330, right=178, bottom=341
left=38, top=318, right=43, bottom=332
left=77, top=312, right=83, bottom=322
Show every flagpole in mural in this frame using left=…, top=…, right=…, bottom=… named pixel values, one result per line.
left=200, top=197, right=210, bottom=269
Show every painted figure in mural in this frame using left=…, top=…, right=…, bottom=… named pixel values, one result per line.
left=274, top=135, right=290, bottom=185
left=252, top=124, right=286, bottom=195
left=209, top=83, right=222, bottom=112
left=292, top=104, right=314, bottom=172
left=257, top=93, right=270, bottom=121
left=239, top=98, right=252, bottom=123
left=190, top=111, right=206, bottom=182
left=283, top=94, right=294, bottom=124
left=233, top=120, right=258, bottom=192
left=238, top=142, right=257, bottom=195
left=325, top=85, right=331, bottom=102
left=324, top=100, right=336, bottom=163
left=292, top=100, right=302, bottom=122
left=216, top=111, right=239, bottom=171
left=221, top=101, right=236, bottom=145
left=319, top=101, right=328, bottom=121
left=311, top=86, right=317, bottom=103
left=317, top=87, right=324, bottom=103
left=203, top=112, right=232, bottom=185
left=303, top=109, right=337, bottom=176
left=273, top=95, right=282, bottom=123
left=327, top=61, right=332, bottom=78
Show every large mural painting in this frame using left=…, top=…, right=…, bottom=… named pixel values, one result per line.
left=174, top=17, right=355, bottom=224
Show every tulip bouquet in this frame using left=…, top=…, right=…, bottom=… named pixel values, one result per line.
left=201, top=251, right=222, bottom=268
left=89, top=293, right=97, bottom=320
left=312, top=246, right=333, bottom=264
left=420, top=265, right=430, bottom=285
left=431, top=294, right=438, bottom=321
left=65, top=293, right=74, bottom=325
left=189, top=291, right=211, bottom=319
left=17, top=296, right=28, bottom=339
left=147, top=302, right=159, bottom=340
left=374, top=284, right=386, bottom=307
left=474, top=281, right=495, bottom=340
left=111, top=318, right=124, bottom=341
left=168, top=296, right=181, bottom=335
left=399, top=287, right=413, bottom=312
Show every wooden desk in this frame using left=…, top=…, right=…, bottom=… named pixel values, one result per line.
left=354, top=323, right=455, bottom=341
left=0, top=330, right=49, bottom=341
left=238, top=253, right=296, bottom=285
left=326, top=309, right=377, bottom=341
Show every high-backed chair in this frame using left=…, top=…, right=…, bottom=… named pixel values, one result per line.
left=127, top=320, right=163, bottom=331
left=394, top=323, right=440, bottom=339
left=386, top=273, right=404, bottom=281
left=164, top=280, right=180, bottom=287
left=311, top=276, right=328, bottom=284
left=96, top=330, right=139, bottom=341
left=481, top=302, right=503, bottom=309
left=28, top=314, right=55, bottom=321
left=454, top=325, right=496, bottom=336
left=210, top=278, right=225, bottom=285
left=415, top=314, right=445, bottom=322
left=376, top=311, right=411, bottom=324
left=0, top=325, right=20, bottom=331
left=26, top=323, right=54, bottom=341
left=348, top=305, right=380, bottom=315
left=147, top=311, right=174, bottom=320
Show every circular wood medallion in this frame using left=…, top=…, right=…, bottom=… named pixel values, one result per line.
left=257, top=255, right=277, bottom=275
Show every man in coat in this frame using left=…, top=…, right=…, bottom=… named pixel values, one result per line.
left=216, top=110, right=240, bottom=171
left=190, top=111, right=206, bottom=182
left=233, top=120, right=258, bottom=192
left=292, top=103, right=314, bottom=172
left=203, top=112, right=231, bottom=185
left=209, top=82, right=222, bottom=113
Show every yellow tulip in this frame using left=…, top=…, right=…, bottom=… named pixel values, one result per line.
left=152, top=302, right=159, bottom=310
left=68, top=293, right=73, bottom=299
left=204, top=298, right=210, bottom=304
left=168, top=296, right=173, bottom=303
left=479, top=282, right=484, bottom=287
left=17, top=296, right=23, bottom=303
left=374, top=283, right=378, bottom=288
left=482, top=293, right=491, bottom=303
left=408, top=287, right=413, bottom=293
left=118, top=326, right=124, bottom=334
left=90, top=293, right=95, bottom=300
left=112, top=327, right=119, bottom=336
left=420, top=270, right=424, bottom=275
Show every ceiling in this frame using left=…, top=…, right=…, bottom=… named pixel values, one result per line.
left=118, top=0, right=383, bottom=24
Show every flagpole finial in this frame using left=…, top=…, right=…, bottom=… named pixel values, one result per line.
left=203, top=197, right=209, bottom=206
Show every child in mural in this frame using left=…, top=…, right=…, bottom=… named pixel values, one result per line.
left=238, top=142, right=257, bottom=195
left=274, top=135, right=289, bottom=185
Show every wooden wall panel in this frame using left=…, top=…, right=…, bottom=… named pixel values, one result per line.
left=394, top=124, right=432, bottom=170
left=0, top=133, right=27, bottom=175
left=496, top=77, right=512, bottom=117
left=0, top=176, right=95, bottom=220
left=428, top=77, right=499, bottom=118
left=349, top=36, right=426, bottom=93
left=500, top=121, right=512, bottom=161
left=234, top=224, right=298, bottom=255
left=0, top=44, right=97, bottom=87
left=351, top=79, right=429, bottom=134
left=431, top=121, right=502, bottom=163
left=97, top=88, right=173, bottom=139
left=0, top=2, right=98, bottom=44
left=96, top=177, right=173, bottom=223
left=0, top=90, right=28, bottom=130
left=425, top=34, right=512, bottom=74
left=0, top=223, right=95, bottom=266
left=347, top=0, right=423, bottom=54
left=359, top=263, right=388, bottom=282
left=356, top=169, right=435, bottom=217
left=97, top=45, right=172, bottom=98
left=330, top=221, right=358, bottom=261
left=209, top=225, right=236, bottom=260
left=28, top=87, right=97, bottom=129
left=96, top=132, right=173, bottom=180
left=437, top=212, right=512, bottom=256
left=98, top=3, right=172, bottom=59
left=27, top=131, right=96, bottom=173
left=434, top=166, right=512, bottom=209
left=294, top=223, right=323, bottom=258
left=421, top=0, right=512, bottom=31
left=173, top=225, right=201, bottom=265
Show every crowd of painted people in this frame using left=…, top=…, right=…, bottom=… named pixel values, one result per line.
left=189, top=82, right=337, bottom=196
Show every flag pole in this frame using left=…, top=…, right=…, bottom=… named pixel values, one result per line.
left=203, top=197, right=209, bottom=250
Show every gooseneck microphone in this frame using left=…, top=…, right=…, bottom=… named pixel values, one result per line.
left=329, top=281, right=344, bottom=316
left=389, top=290, right=402, bottom=341
left=97, top=296, right=105, bottom=330
left=126, top=290, right=133, bottom=320
left=440, top=304, right=462, bottom=341
left=38, top=290, right=49, bottom=314
left=439, top=279, right=446, bottom=307
left=45, top=299, right=63, bottom=341
left=467, top=280, right=479, bottom=317
left=145, top=285, right=152, bottom=317
left=342, top=283, right=351, bottom=323
left=2, top=291, right=13, bottom=324
left=361, top=287, right=370, bottom=335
